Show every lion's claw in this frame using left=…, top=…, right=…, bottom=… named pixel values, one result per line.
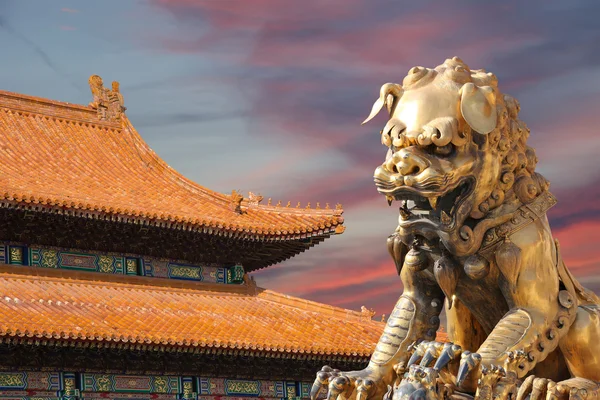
left=356, top=379, right=376, bottom=400
left=311, top=366, right=388, bottom=400
left=475, top=364, right=508, bottom=400
left=383, top=385, right=394, bottom=400
left=457, top=351, right=482, bottom=388
left=386, top=341, right=464, bottom=400
left=421, top=342, right=447, bottom=367
left=433, top=343, right=463, bottom=372
left=407, top=341, right=431, bottom=367
left=328, top=376, right=352, bottom=400
left=407, top=341, right=460, bottom=372
left=311, top=366, right=344, bottom=400
left=394, top=365, right=452, bottom=400
left=503, top=350, right=529, bottom=379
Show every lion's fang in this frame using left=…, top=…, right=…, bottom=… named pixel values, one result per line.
left=428, top=197, right=439, bottom=209
left=387, top=196, right=393, bottom=206
left=441, top=211, right=451, bottom=224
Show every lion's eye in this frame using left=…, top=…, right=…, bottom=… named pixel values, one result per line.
left=434, top=144, right=453, bottom=156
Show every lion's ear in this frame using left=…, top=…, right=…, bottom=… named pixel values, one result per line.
left=459, top=83, right=497, bottom=134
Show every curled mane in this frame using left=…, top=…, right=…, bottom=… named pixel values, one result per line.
left=439, top=63, right=549, bottom=219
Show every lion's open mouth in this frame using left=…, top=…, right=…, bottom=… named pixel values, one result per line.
left=377, top=177, right=475, bottom=226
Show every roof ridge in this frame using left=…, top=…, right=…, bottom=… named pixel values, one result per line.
left=247, top=201, right=344, bottom=217
left=239, top=193, right=344, bottom=217
left=0, top=89, right=120, bottom=127
left=122, top=119, right=345, bottom=219
left=257, top=289, right=383, bottom=324
left=0, top=89, right=90, bottom=111
left=121, top=117, right=232, bottom=206
left=124, top=117, right=345, bottom=220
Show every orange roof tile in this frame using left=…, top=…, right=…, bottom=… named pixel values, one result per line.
left=0, top=89, right=344, bottom=241
left=436, top=330, right=448, bottom=343
left=0, top=266, right=382, bottom=359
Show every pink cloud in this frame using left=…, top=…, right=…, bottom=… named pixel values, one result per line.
left=153, top=0, right=365, bottom=25
left=276, top=258, right=394, bottom=295
left=148, top=0, right=600, bottom=314
left=550, top=176, right=600, bottom=226
left=61, top=7, right=79, bottom=13
left=332, top=282, right=400, bottom=310
left=60, top=25, right=77, bottom=31
left=553, top=220, right=600, bottom=275
left=153, top=0, right=367, bottom=58
left=264, top=218, right=600, bottom=314
left=256, top=207, right=600, bottom=314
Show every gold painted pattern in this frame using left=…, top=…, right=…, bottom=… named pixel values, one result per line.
left=287, top=386, right=297, bottom=398
left=226, top=380, right=260, bottom=395
left=96, top=375, right=111, bottom=392
left=126, top=259, right=137, bottom=274
left=9, top=247, right=22, bottom=264
left=170, top=266, right=201, bottom=279
left=64, top=377, right=76, bottom=396
left=183, top=381, right=193, bottom=398
left=0, top=373, right=25, bottom=387
left=153, top=377, right=168, bottom=393
left=40, top=250, right=59, bottom=268
left=98, top=256, right=113, bottom=273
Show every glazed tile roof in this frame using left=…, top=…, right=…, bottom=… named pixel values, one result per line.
left=0, top=89, right=344, bottom=242
left=0, top=266, right=383, bottom=359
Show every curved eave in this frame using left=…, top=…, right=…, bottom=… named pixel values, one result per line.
left=0, top=90, right=345, bottom=244
left=0, top=200, right=344, bottom=243
left=0, top=336, right=372, bottom=362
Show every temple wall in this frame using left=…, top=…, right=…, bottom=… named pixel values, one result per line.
left=0, top=242, right=245, bottom=284
left=0, top=372, right=313, bottom=400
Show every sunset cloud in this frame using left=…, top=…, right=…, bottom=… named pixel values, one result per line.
left=2, top=0, right=599, bottom=317
left=149, top=0, right=600, bottom=314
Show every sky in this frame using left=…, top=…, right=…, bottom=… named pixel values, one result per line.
left=1, top=0, right=599, bottom=318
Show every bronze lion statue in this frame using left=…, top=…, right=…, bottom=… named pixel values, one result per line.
left=311, top=57, right=600, bottom=400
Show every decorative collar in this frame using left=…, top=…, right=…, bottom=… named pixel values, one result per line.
left=477, top=190, right=557, bottom=257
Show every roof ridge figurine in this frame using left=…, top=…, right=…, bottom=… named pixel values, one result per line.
left=88, top=75, right=126, bottom=122
left=247, top=191, right=263, bottom=206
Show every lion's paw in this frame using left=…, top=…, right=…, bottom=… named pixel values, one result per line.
left=392, top=365, right=451, bottom=400
left=310, top=366, right=386, bottom=400
left=517, top=377, right=600, bottom=400
left=503, top=350, right=528, bottom=379
left=475, top=364, right=514, bottom=400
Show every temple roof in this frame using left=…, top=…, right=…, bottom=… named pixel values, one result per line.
left=0, top=266, right=382, bottom=360
left=0, top=88, right=344, bottom=242
left=0, top=84, right=345, bottom=270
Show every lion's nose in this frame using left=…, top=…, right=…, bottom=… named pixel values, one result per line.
left=388, top=148, right=428, bottom=176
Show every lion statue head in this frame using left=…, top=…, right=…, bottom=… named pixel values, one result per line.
left=365, top=57, right=548, bottom=257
